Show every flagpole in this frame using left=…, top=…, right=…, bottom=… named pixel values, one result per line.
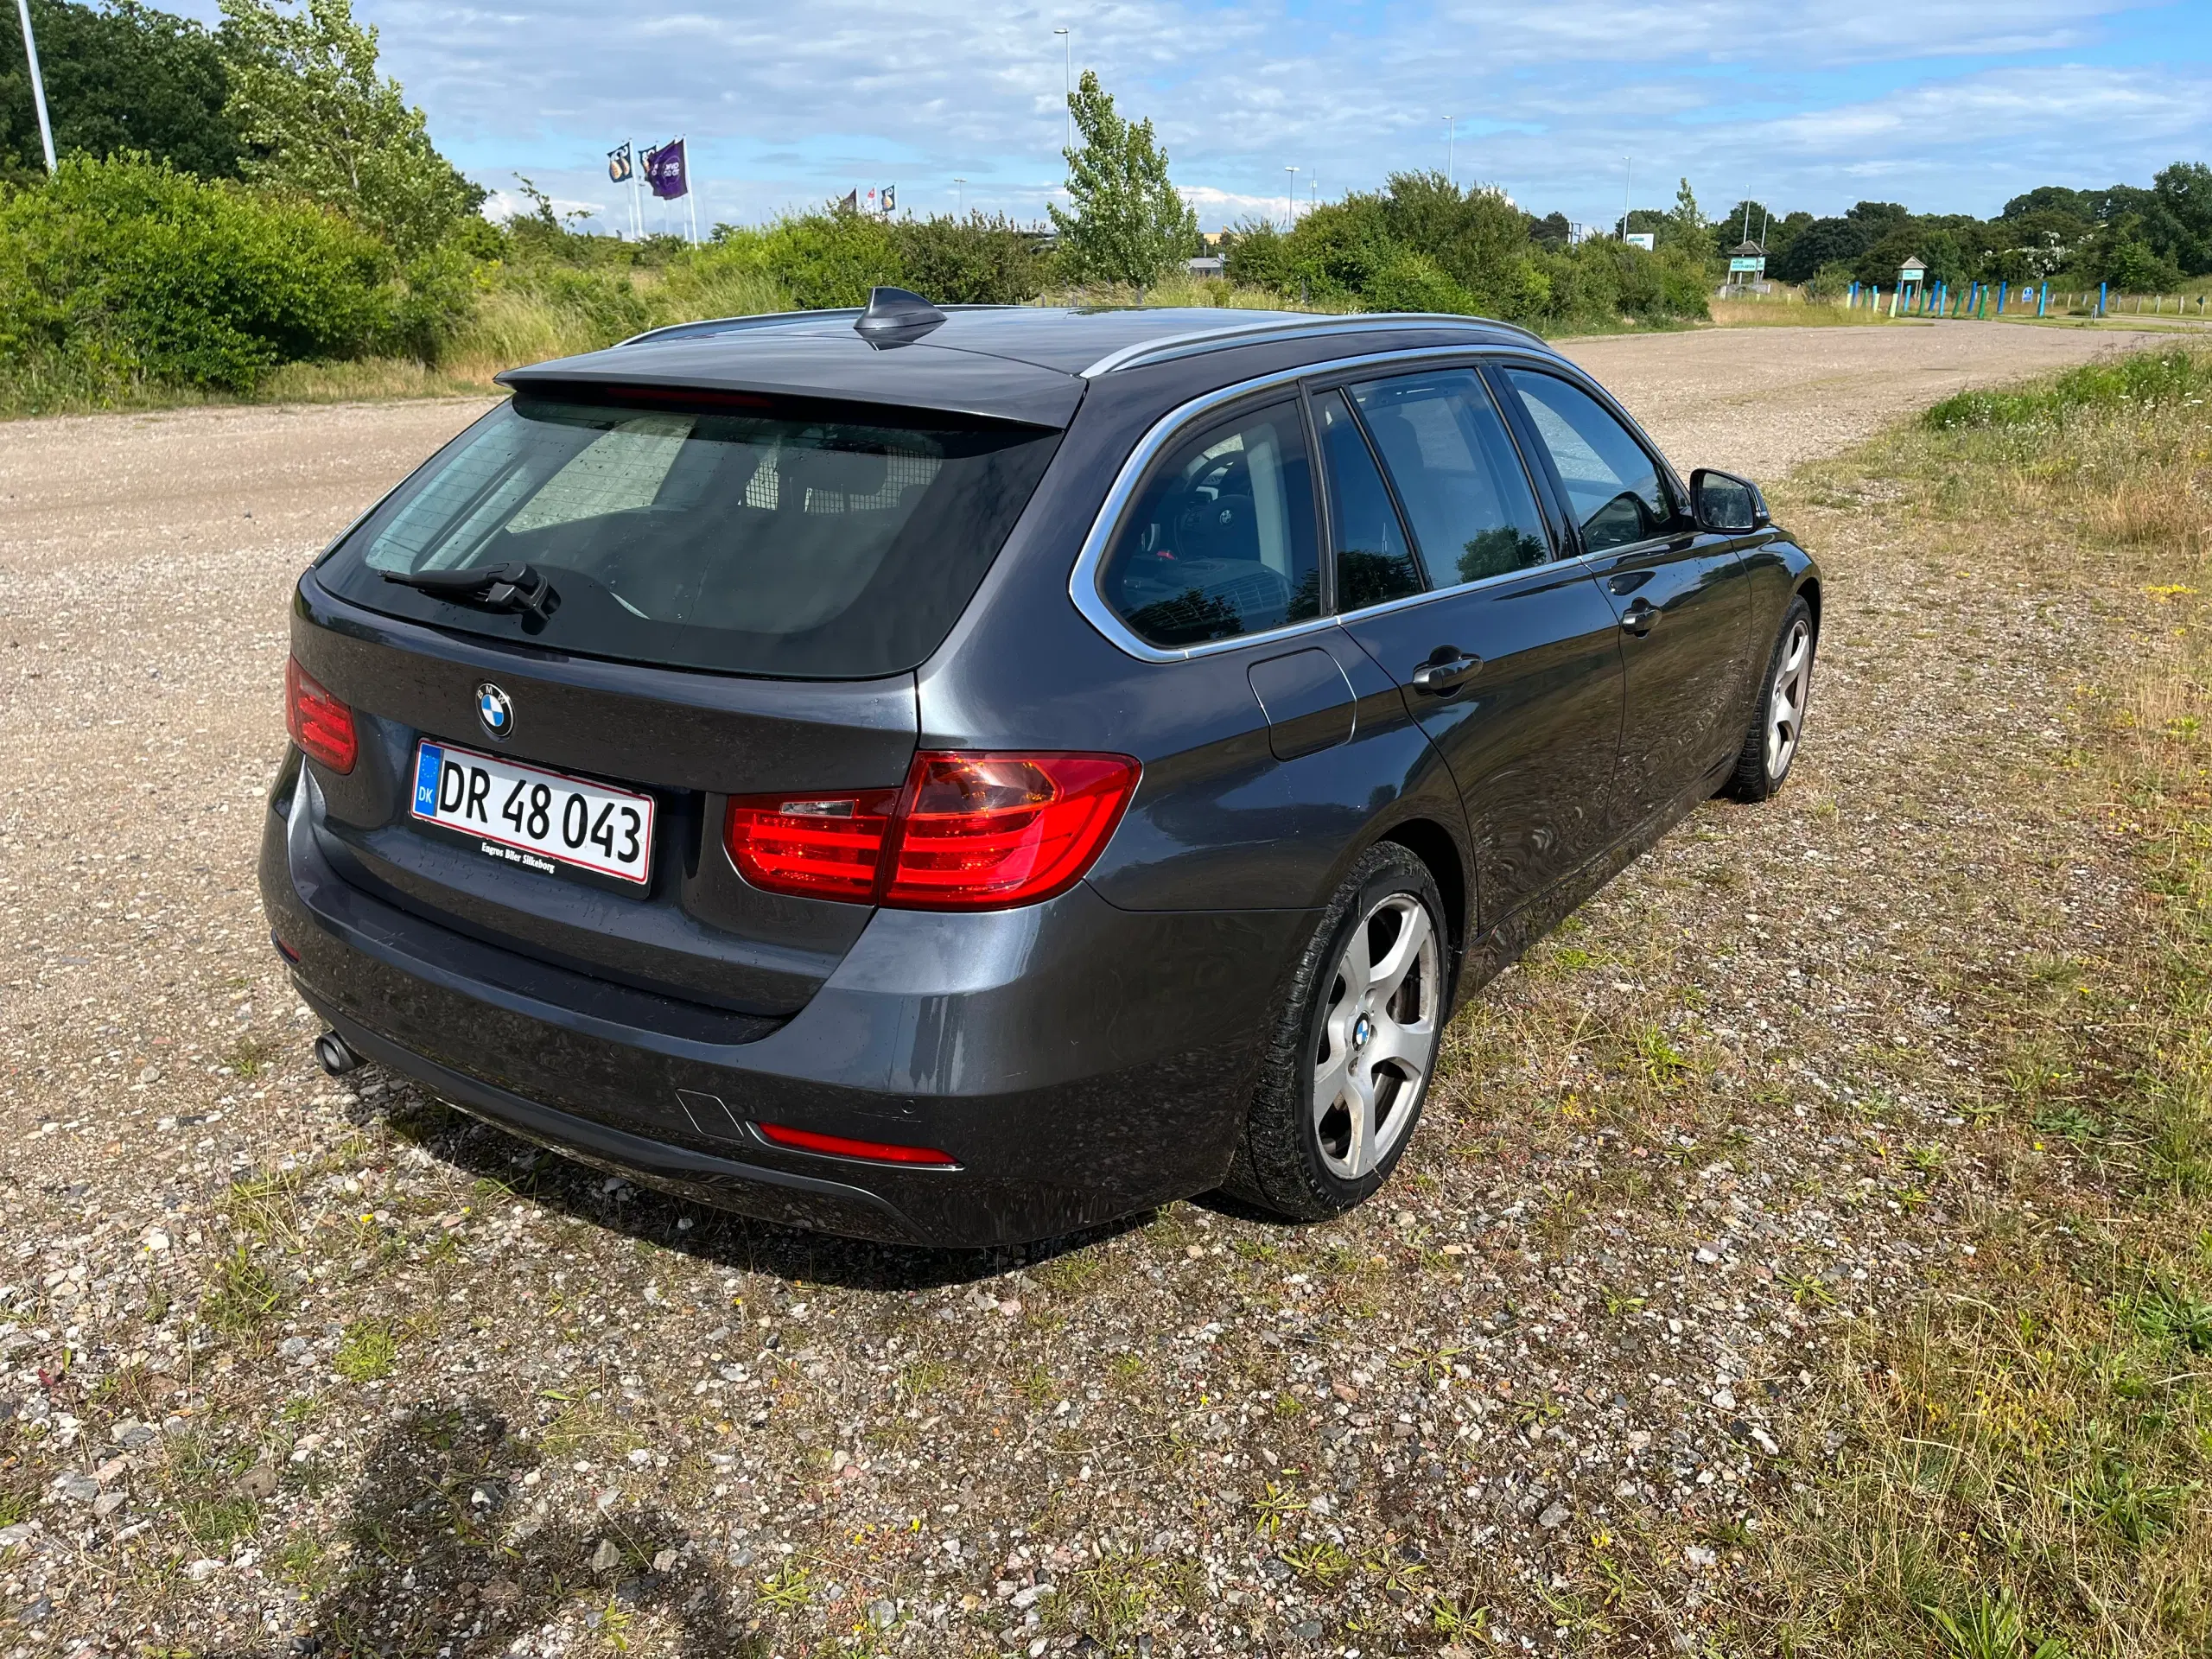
left=15, top=0, right=58, bottom=174
left=629, top=138, right=641, bottom=240
left=683, top=137, right=697, bottom=243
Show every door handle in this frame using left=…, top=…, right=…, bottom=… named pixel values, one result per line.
left=1619, top=599, right=1658, bottom=637
left=1410, top=650, right=1483, bottom=695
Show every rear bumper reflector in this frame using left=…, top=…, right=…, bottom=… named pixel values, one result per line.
left=755, top=1122, right=958, bottom=1166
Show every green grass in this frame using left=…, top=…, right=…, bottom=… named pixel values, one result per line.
left=1923, top=346, right=2212, bottom=430
left=199, top=1244, right=283, bottom=1335
left=333, top=1320, right=397, bottom=1382
left=1739, top=348, right=2212, bottom=1655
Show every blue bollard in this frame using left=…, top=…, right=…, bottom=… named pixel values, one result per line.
left=1997, top=280, right=2008, bottom=315
left=2098, top=281, right=2107, bottom=317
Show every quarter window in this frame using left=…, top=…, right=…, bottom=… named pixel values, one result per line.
left=1100, top=400, right=1320, bottom=649
left=1350, top=370, right=1551, bottom=587
left=1503, top=370, right=1675, bottom=553
left=1312, top=389, right=1421, bottom=612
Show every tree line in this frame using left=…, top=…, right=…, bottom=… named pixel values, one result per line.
left=3, top=0, right=2209, bottom=412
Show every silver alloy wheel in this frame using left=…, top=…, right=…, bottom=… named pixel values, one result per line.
left=1765, top=617, right=1813, bottom=779
left=1313, top=892, right=1440, bottom=1180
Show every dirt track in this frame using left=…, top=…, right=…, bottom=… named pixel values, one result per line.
left=0, top=321, right=2177, bottom=1653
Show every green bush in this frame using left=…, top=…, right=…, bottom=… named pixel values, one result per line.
left=0, top=152, right=410, bottom=395
left=1923, top=346, right=2212, bottom=429
left=1218, top=178, right=1705, bottom=331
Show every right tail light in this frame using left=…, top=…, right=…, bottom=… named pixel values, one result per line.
left=724, top=750, right=1140, bottom=911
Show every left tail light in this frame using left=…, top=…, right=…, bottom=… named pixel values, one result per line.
left=724, top=750, right=1141, bottom=911
left=286, top=656, right=357, bottom=774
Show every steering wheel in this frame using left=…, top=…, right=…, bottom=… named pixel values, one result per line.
left=1176, top=493, right=1255, bottom=559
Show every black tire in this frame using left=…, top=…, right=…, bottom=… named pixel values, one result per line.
left=1220, top=842, right=1447, bottom=1222
left=1725, top=595, right=1815, bottom=803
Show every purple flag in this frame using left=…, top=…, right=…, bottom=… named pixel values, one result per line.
left=643, top=139, right=688, bottom=200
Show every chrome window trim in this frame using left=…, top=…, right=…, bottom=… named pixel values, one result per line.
left=1067, top=343, right=1572, bottom=664
left=1077, top=313, right=1545, bottom=379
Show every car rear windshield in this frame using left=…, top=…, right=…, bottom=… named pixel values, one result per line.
left=316, top=391, right=1064, bottom=679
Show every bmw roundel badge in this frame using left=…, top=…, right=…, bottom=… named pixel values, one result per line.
left=475, top=682, right=514, bottom=740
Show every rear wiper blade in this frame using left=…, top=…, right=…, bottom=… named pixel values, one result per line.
left=383, top=561, right=558, bottom=623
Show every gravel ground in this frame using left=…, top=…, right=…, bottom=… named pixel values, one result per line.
left=0, top=321, right=2174, bottom=1655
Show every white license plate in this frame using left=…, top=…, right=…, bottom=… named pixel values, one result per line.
left=410, top=741, right=653, bottom=887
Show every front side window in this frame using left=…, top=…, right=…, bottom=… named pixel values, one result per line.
left=1350, top=369, right=1552, bottom=587
left=1100, top=400, right=1320, bottom=649
left=317, top=394, right=1061, bottom=679
left=1503, top=370, right=1675, bottom=553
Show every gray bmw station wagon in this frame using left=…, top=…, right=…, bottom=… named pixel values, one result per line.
left=260, top=293, right=1820, bottom=1247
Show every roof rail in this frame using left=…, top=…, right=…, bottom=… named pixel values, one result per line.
left=1077, top=312, right=1548, bottom=378
left=614, top=310, right=861, bottom=349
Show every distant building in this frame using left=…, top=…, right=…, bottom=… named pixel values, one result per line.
left=1186, top=255, right=1225, bottom=276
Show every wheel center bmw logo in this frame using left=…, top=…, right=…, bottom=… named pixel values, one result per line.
left=475, top=682, right=514, bottom=740
left=1352, top=1013, right=1374, bottom=1049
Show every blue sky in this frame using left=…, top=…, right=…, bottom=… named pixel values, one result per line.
left=176, top=0, right=2212, bottom=233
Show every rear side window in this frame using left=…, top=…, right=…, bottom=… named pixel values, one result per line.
left=316, top=395, right=1062, bottom=679
left=1350, top=370, right=1551, bottom=586
left=1099, top=399, right=1320, bottom=649
left=1312, top=389, right=1421, bottom=611
left=1502, top=370, right=1674, bottom=553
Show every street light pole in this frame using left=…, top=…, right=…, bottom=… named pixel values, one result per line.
left=1442, top=115, right=1456, bottom=186
left=1284, top=166, right=1298, bottom=231
left=1619, top=156, right=1632, bottom=238
left=15, top=0, right=57, bottom=174
left=954, top=177, right=966, bottom=216
left=1052, top=27, right=1071, bottom=156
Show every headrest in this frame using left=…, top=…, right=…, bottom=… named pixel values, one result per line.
left=780, top=443, right=889, bottom=506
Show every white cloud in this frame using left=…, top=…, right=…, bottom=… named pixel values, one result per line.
left=165, top=0, right=2212, bottom=226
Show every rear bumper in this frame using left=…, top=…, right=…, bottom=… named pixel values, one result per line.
left=261, top=773, right=1307, bottom=1246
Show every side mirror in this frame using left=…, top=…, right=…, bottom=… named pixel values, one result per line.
left=1691, top=468, right=1764, bottom=535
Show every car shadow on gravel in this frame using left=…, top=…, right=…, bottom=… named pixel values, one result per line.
left=213, top=1398, right=756, bottom=1658
left=373, top=1089, right=1152, bottom=1294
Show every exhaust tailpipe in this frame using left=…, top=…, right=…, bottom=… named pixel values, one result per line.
left=313, top=1031, right=364, bottom=1076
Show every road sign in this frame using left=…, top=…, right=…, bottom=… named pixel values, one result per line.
left=1729, top=257, right=1765, bottom=273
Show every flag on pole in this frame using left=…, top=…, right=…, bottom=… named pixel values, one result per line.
left=881, top=184, right=896, bottom=214
left=607, top=143, right=633, bottom=184
left=643, top=139, right=689, bottom=200
left=837, top=189, right=858, bottom=213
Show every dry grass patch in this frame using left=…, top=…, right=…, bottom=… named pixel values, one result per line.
left=1732, top=347, right=2212, bottom=1656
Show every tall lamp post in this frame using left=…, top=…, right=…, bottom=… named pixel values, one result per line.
left=1284, top=166, right=1298, bottom=231
left=954, top=177, right=966, bottom=216
left=16, top=0, right=56, bottom=174
left=1619, top=155, right=1632, bottom=238
left=1442, top=115, right=1456, bottom=186
left=1052, top=27, right=1071, bottom=156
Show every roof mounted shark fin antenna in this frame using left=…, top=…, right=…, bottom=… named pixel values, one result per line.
left=854, top=286, right=947, bottom=347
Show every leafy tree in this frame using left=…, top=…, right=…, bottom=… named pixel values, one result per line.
left=2000, top=184, right=2098, bottom=224
left=0, top=0, right=239, bottom=181
left=1764, top=209, right=1814, bottom=270
left=1713, top=198, right=1772, bottom=249
left=1048, top=69, right=1197, bottom=289
left=1664, top=177, right=1712, bottom=265
left=1529, top=210, right=1573, bottom=249
left=218, top=0, right=482, bottom=253
left=1772, top=215, right=1875, bottom=283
